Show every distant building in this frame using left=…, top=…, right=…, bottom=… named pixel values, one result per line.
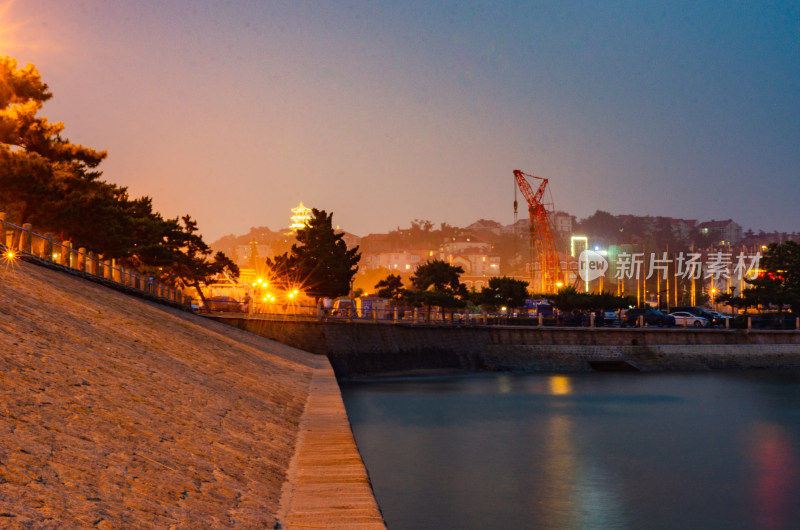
left=667, top=218, right=697, bottom=240
left=289, top=202, right=312, bottom=233
left=697, top=219, right=742, bottom=246
left=551, top=211, right=574, bottom=236
left=440, top=234, right=492, bottom=255
left=465, top=219, right=503, bottom=237
left=438, top=235, right=499, bottom=277
left=360, top=233, right=395, bottom=254
left=362, top=250, right=430, bottom=272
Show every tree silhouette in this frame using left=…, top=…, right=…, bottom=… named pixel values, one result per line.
left=266, top=209, right=360, bottom=300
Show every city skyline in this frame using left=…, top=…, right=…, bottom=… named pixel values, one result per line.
left=3, top=1, right=798, bottom=242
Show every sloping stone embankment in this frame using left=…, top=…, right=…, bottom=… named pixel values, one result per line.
left=0, top=260, right=383, bottom=528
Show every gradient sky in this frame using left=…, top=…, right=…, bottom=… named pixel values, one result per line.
left=3, top=1, right=798, bottom=241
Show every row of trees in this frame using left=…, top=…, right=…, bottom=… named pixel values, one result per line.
left=0, top=57, right=237, bottom=305
left=263, top=209, right=635, bottom=314
left=373, top=264, right=632, bottom=314
left=262, top=210, right=800, bottom=318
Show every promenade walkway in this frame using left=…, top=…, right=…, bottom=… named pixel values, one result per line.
left=277, top=357, right=385, bottom=529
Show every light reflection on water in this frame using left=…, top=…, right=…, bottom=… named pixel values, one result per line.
left=341, top=372, right=800, bottom=530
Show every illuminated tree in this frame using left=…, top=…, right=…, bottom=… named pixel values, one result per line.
left=0, top=56, right=107, bottom=226
left=0, top=56, right=239, bottom=297
left=266, top=209, right=360, bottom=300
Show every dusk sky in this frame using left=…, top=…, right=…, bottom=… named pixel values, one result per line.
left=3, top=1, right=798, bottom=242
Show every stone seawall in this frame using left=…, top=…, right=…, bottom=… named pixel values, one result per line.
left=211, top=317, right=800, bottom=377
left=1, top=260, right=385, bottom=527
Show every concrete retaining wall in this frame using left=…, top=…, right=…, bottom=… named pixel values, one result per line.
left=211, top=317, right=800, bottom=378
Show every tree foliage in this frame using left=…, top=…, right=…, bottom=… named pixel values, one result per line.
left=405, top=259, right=468, bottom=309
left=0, top=56, right=107, bottom=227
left=742, top=241, right=800, bottom=314
left=0, top=56, right=237, bottom=296
left=266, top=208, right=360, bottom=299
left=549, top=286, right=633, bottom=313
left=158, top=215, right=239, bottom=306
left=478, top=276, right=530, bottom=310
left=375, top=273, right=404, bottom=302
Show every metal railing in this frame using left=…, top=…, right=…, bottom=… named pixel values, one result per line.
left=0, top=214, right=193, bottom=308
left=204, top=302, right=800, bottom=330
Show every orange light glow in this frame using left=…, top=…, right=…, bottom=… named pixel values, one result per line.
left=0, top=1, right=48, bottom=53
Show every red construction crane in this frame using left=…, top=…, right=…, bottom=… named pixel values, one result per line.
left=513, top=169, right=562, bottom=293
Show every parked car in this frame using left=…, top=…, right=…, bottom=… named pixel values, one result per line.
left=206, top=296, right=245, bottom=313
left=623, top=307, right=676, bottom=327
left=668, top=311, right=710, bottom=327
left=603, top=310, right=623, bottom=326
left=332, top=298, right=356, bottom=316
left=706, top=310, right=732, bottom=322
left=670, top=306, right=726, bottom=327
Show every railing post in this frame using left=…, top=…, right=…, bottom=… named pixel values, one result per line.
left=57, top=243, right=67, bottom=266
left=725, top=317, right=730, bottom=329
left=58, top=241, right=67, bottom=266
left=21, top=223, right=33, bottom=253
left=413, top=308, right=418, bottom=324
left=0, top=212, right=5, bottom=248
left=69, top=242, right=79, bottom=269
left=41, top=232, right=53, bottom=261
left=796, top=317, right=799, bottom=331
left=590, top=313, right=595, bottom=328
left=747, top=316, right=752, bottom=330
left=538, top=313, right=543, bottom=327
left=78, top=248, right=86, bottom=272
left=639, top=315, right=645, bottom=327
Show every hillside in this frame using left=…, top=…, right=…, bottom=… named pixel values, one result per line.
left=0, top=259, right=318, bottom=527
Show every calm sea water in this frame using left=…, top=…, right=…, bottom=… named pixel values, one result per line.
left=341, top=372, right=800, bottom=530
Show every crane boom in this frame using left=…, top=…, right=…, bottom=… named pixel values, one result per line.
left=512, top=169, right=562, bottom=293
left=513, top=169, right=547, bottom=207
